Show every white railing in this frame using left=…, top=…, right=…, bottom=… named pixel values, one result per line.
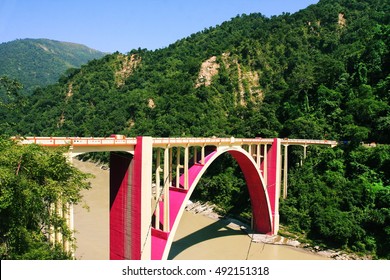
left=13, top=136, right=137, bottom=146
left=281, top=138, right=338, bottom=146
left=14, top=136, right=338, bottom=148
left=152, top=137, right=278, bottom=147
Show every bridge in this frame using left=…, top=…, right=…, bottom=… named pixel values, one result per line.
left=16, top=136, right=337, bottom=260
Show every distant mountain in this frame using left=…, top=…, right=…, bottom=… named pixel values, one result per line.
left=0, top=38, right=107, bottom=93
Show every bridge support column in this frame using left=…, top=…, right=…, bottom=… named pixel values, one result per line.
left=283, top=144, right=289, bottom=199
left=110, top=136, right=152, bottom=260
left=262, top=139, right=281, bottom=235
left=163, top=147, right=170, bottom=232
left=154, top=149, right=162, bottom=229
left=184, top=145, right=189, bottom=190
left=263, top=144, right=268, bottom=186
left=201, top=145, right=205, bottom=165
left=60, top=152, right=75, bottom=257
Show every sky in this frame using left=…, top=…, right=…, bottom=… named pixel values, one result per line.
left=0, top=0, right=319, bottom=53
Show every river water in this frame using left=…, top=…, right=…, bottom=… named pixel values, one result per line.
left=72, top=160, right=327, bottom=260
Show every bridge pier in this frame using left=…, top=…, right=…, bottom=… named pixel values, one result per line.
left=262, top=139, right=282, bottom=234
left=109, top=136, right=152, bottom=260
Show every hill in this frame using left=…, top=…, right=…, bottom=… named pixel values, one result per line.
left=12, top=0, right=389, bottom=144
left=0, top=38, right=107, bottom=94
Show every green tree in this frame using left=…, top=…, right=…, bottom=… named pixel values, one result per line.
left=0, top=76, right=22, bottom=103
left=0, top=138, right=91, bottom=259
left=282, top=144, right=390, bottom=258
left=0, top=76, right=24, bottom=136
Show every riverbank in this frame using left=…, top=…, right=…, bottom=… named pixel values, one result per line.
left=184, top=201, right=372, bottom=260
left=171, top=202, right=327, bottom=260
left=173, top=200, right=328, bottom=260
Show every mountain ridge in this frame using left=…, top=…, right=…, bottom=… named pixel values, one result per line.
left=0, top=38, right=107, bottom=94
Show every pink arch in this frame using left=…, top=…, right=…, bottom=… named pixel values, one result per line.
left=151, top=146, right=273, bottom=260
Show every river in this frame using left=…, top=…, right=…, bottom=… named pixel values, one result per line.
left=72, top=160, right=328, bottom=260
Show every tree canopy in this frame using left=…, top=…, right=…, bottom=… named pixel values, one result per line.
left=0, top=138, right=91, bottom=259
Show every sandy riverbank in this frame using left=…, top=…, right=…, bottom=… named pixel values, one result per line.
left=181, top=201, right=370, bottom=260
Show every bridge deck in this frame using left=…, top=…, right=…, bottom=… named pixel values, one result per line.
left=14, top=136, right=338, bottom=148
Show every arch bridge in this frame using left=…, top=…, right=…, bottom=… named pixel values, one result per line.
left=17, top=136, right=337, bottom=260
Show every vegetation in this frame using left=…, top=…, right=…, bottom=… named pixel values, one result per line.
left=0, top=137, right=91, bottom=259
left=0, top=0, right=389, bottom=258
left=192, top=154, right=249, bottom=218
left=9, top=0, right=388, bottom=144
left=0, top=76, right=26, bottom=136
left=280, top=144, right=390, bottom=258
left=0, top=38, right=106, bottom=94
left=0, top=78, right=91, bottom=260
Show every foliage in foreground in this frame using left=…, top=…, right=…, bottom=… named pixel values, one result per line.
left=0, top=138, right=91, bottom=259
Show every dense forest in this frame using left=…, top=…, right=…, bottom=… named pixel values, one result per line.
left=0, top=38, right=106, bottom=94
left=0, top=0, right=389, bottom=259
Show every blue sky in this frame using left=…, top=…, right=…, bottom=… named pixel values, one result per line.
left=0, top=0, right=319, bottom=53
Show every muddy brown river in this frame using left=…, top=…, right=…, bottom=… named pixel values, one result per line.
left=72, top=160, right=327, bottom=260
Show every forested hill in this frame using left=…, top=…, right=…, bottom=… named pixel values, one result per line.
left=8, top=0, right=388, bottom=145
left=0, top=38, right=106, bottom=94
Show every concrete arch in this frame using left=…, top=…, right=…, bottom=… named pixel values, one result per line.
left=156, top=145, right=273, bottom=260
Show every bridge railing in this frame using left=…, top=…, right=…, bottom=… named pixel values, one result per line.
left=13, top=136, right=338, bottom=148
left=152, top=137, right=277, bottom=147
left=12, top=137, right=138, bottom=146
left=71, top=138, right=137, bottom=146
left=152, top=137, right=337, bottom=147
left=12, top=137, right=72, bottom=146
left=280, top=138, right=338, bottom=146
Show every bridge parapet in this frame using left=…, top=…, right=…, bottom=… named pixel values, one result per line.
left=13, top=136, right=138, bottom=146
left=14, top=136, right=337, bottom=149
left=280, top=138, right=338, bottom=147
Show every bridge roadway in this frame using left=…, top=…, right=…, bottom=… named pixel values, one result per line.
left=15, top=136, right=338, bottom=149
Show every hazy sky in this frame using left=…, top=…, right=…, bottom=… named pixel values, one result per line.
left=0, top=0, right=319, bottom=53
